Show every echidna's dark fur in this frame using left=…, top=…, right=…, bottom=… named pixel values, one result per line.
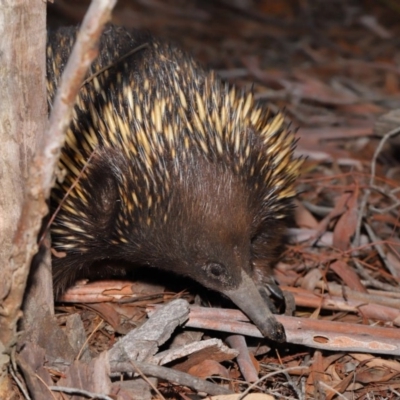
left=47, top=25, right=302, bottom=341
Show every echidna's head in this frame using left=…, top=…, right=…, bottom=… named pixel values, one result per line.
left=155, top=158, right=292, bottom=341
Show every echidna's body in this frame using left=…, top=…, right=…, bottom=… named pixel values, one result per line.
left=47, top=25, right=301, bottom=342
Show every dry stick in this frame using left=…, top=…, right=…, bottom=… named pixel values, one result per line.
left=370, top=198, right=400, bottom=214
left=9, top=365, right=32, bottom=400
left=16, top=351, right=52, bottom=400
left=353, top=125, right=400, bottom=249
left=370, top=127, right=400, bottom=187
left=129, top=360, right=166, bottom=400
left=356, top=259, right=400, bottom=293
left=391, top=388, right=400, bottom=397
left=363, top=222, right=398, bottom=278
left=295, top=282, right=400, bottom=310
left=351, top=126, right=400, bottom=295
left=76, top=318, right=103, bottom=361
left=4, top=0, right=116, bottom=358
left=237, top=366, right=306, bottom=400
left=294, top=291, right=398, bottom=321
left=81, top=43, right=149, bottom=86
left=353, top=190, right=369, bottom=251
left=49, top=386, right=113, bottom=400
left=41, top=0, right=116, bottom=206
left=154, top=305, right=400, bottom=356
left=226, top=335, right=258, bottom=383
left=367, top=182, right=400, bottom=213
left=318, top=381, right=348, bottom=400
left=275, top=350, right=304, bottom=400
left=110, top=361, right=233, bottom=396
left=366, top=287, right=400, bottom=299
left=34, top=374, right=58, bottom=400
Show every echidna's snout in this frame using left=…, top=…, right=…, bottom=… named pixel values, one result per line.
left=223, top=270, right=286, bottom=342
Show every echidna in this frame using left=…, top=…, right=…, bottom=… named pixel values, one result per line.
left=47, top=25, right=302, bottom=342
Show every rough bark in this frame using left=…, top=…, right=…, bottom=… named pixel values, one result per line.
left=0, top=0, right=47, bottom=352
left=0, top=0, right=116, bottom=397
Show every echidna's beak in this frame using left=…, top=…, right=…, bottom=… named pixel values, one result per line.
left=223, top=270, right=286, bottom=343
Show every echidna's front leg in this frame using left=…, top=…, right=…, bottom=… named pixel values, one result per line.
left=258, top=279, right=296, bottom=316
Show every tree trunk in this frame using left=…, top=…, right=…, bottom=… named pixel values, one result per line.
left=0, top=0, right=46, bottom=393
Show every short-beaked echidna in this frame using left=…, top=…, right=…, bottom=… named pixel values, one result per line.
left=47, top=25, right=302, bottom=342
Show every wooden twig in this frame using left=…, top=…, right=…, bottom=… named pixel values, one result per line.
left=353, top=125, right=400, bottom=249
left=355, top=259, right=400, bottom=292
left=148, top=304, right=400, bottom=356
left=110, top=360, right=233, bottom=396
left=363, top=222, right=399, bottom=278
left=237, top=366, right=306, bottom=400
left=128, top=360, right=166, bottom=400
left=226, top=335, right=258, bottom=383
left=284, top=286, right=400, bottom=322
left=49, top=386, right=113, bottom=400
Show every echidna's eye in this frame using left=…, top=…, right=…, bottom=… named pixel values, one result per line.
left=203, top=262, right=226, bottom=278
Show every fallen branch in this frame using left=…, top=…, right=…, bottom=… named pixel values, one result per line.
left=110, top=360, right=233, bottom=396
left=148, top=304, right=400, bottom=356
